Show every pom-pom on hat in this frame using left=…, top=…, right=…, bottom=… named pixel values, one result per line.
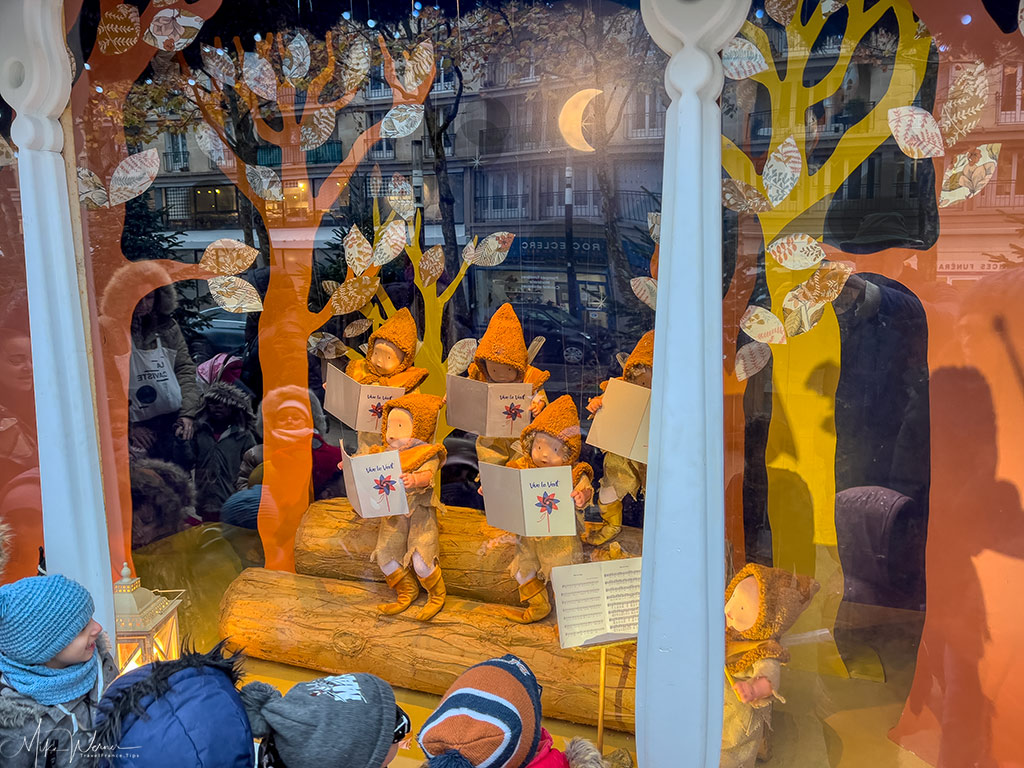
left=520, top=395, right=582, bottom=463
left=0, top=575, right=94, bottom=664
left=474, top=303, right=529, bottom=375
left=368, top=308, right=420, bottom=372
left=418, top=655, right=543, bottom=768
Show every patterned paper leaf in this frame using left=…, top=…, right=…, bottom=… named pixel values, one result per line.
left=194, top=122, right=227, bottom=161
left=97, top=4, right=140, bottom=55
left=782, top=287, right=827, bottom=337
left=420, top=244, right=445, bottom=286
left=889, top=106, right=944, bottom=159
left=722, top=37, right=768, bottom=80
left=1020, top=2, right=1024, bottom=40
left=735, top=342, right=771, bottom=382
left=804, top=261, right=852, bottom=303
left=388, top=174, right=415, bottom=220
left=821, top=0, right=849, bottom=16
left=767, top=233, right=826, bottom=271
left=765, top=0, right=798, bottom=26
left=151, top=52, right=183, bottom=88
left=940, top=62, right=988, bottom=147
left=243, top=52, right=277, bottom=101
left=143, top=9, right=204, bottom=52
left=301, top=108, right=336, bottom=152
left=630, top=277, right=657, bottom=310
left=108, top=149, right=160, bottom=207
left=647, top=212, right=661, bottom=244
left=739, top=306, right=786, bottom=345
left=201, top=45, right=235, bottom=87
left=246, top=165, right=283, bottom=201
left=762, top=137, right=801, bottom=207
left=939, top=143, right=1001, bottom=208
left=0, top=137, right=16, bottom=168
left=722, top=179, right=772, bottom=213
left=308, top=331, right=347, bottom=358
left=345, top=226, right=373, bottom=275
left=380, top=104, right=424, bottom=139
left=446, top=338, right=478, bottom=375
left=340, top=38, right=371, bottom=93
left=329, top=275, right=380, bottom=314
left=466, top=232, right=515, bottom=267
left=200, top=238, right=259, bottom=275
left=322, top=280, right=340, bottom=296
left=344, top=318, right=373, bottom=338
left=461, top=240, right=476, bottom=263
left=403, top=40, right=434, bottom=91
left=283, top=33, right=311, bottom=81
left=208, top=276, right=263, bottom=313
left=373, top=219, right=408, bottom=267
left=77, top=167, right=109, bottom=209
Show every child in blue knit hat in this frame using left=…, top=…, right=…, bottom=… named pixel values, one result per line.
left=0, top=574, right=118, bottom=768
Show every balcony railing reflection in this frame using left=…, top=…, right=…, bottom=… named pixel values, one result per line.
left=474, top=194, right=531, bottom=221
left=995, top=92, right=1024, bottom=124
left=478, top=124, right=546, bottom=155
left=624, top=111, right=665, bottom=139
left=163, top=150, right=190, bottom=172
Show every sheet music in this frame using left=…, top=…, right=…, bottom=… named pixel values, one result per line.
left=550, top=557, right=642, bottom=649
left=602, top=558, right=642, bottom=634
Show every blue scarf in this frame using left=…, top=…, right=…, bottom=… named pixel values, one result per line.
left=0, top=648, right=100, bottom=706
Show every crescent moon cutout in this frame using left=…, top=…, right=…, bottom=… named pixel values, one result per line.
left=558, top=88, right=602, bottom=153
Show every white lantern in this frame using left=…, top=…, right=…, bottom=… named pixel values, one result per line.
left=113, top=562, right=183, bottom=673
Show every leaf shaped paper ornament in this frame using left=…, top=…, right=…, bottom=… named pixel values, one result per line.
left=762, top=137, right=801, bottom=206
left=344, top=318, right=373, bottom=338
left=765, top=0, right=797, bottom=26
left=143, top=9, right=204, bottom=52
left=722, top=37, right=768, bottom=80
left=939, top=62, right=988, bottom=148
left=77, top=167, right=109, bottom=209
left=767, top=234, right=826, bottom=271
left=301, top=108, right=336, bottom=152
left=345, top=226, right=373, bottom=275
left=201, top=45, right=236, bottom=87
left=821, top=0, right=849, bottom=16
left=739, top=306, right=786, bottom=345
left=329, top=275, right=380, bottom=314
left=804, top=261, right=852, bottom=303
left=322, top=280, right=340, bottom=296
left=208, top=276, right=263, bottom=313
left=446, top=338, right=478, bottom=375
left=388, top=174, right=416, bottom=220
left=782, top=287, right=827, bottom=337
left=194, top=122, right=227, bottom=161
left=0, top=138, right=15, bottom=168
left=380, top=104, right=424, bottom=139
left=373, top=219, right=408, bottom=267
left=243, top=52, right=277, bottom=101
left=283, top=34, right=311, bottom=81
left=97, top=4, right=141, bottom=55
left=735, top=341, right=771, bottom=382
left=420, top=245, right=445, bottom=286
left=647, top=212, right=661, bottom=244
left=630, top=277, right=657, bottom=310
left=461, top=240, right=476, bottom=263
left=939, top=143, right=1001, bottom=208
left=246, top=165, right=283, bottom=201
left=200, top=238, right=259, bottom=275
left=722, top=179, right=772, bottom=213
left=403, top=40, right=434, bottom=91
left=889, top=106, right=944, bottom=159
left=340, top=38, right=371, bottom=93
left=308, top=331, right=347, bottom=358
left=466, top=232, right=515, bottom=267
left=108, top=149, right=160, bottom=206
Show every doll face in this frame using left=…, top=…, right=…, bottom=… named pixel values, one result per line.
left=725, top=576, right=760, bottom=633
left=369, top=339, right=404, bottom=375
left=386, top=408, right=415, bottom=445
left=627, top=366, right=653, bottom=389
left=46, top=618, right=102, bottom=669
left=531, top=432, right=568, bottom=467
left=485, top=360, right=520, bottom=383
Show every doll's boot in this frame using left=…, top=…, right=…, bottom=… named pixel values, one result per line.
left=417, top=567, right=447, bottom=621
left=506, top=577, right=551, bottom=624
left=379, top=568, right=421, bottom=615
left=582, top=499, right=623, bottom=546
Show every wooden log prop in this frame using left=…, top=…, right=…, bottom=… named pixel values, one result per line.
left=220, top=568, right=637, bottom=732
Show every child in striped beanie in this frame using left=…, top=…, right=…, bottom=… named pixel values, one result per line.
left=417, top=655, right=605, bottom=768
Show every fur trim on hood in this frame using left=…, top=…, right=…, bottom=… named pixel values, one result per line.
left=100, top=260, right=178, bottom=320
left=565, top=738, right=610, bottom=768
left=202, top=382, right=255, bottom=429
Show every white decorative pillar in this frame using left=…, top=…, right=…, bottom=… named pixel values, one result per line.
left=635, top=1, right=749, bottom=766
left=0, top=0, right=114, bottom=634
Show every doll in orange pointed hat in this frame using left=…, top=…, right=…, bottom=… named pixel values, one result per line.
left=466, top=303, right=550, bottom=467
left=501, top=395, right=592, bottom=623
left=358, top=392, right=448, bottom=621
left=345, top=308, right=430, bottom=451
left=583, top=330, right=654, bottom=546
left=721, top=563, right=818, bottom=768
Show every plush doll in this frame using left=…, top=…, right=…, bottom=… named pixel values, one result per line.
left=345, top=308, right=429, bottom=450
left=721, top=563, right=819, bottom=768
left=504, top=395, right=593, bottom=623
left=583, top=330, right=654, bottom=545
left=360, top=393, right=448, bottom=621
left=467, top=302, right=550, bottom=467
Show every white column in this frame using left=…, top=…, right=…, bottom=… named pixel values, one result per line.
left=635, top=1, right=749, bottom=766
left=0, top=1, right=114, bottom=635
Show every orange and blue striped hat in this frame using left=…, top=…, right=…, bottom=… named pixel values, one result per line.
left=417, top=655, right=543, bottom=768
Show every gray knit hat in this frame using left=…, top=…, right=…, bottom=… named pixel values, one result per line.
left=242, top=674, right=396, bottom=768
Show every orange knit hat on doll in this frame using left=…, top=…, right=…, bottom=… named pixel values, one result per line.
left=520, top=395, right=582, bottom=463
left=623, top=330, right=654, bottom=381
left=367, top=308, right=419, bottom=373
left=474, top=303, right=528, bottom=374
left=379, top=393, right=445, bottom=446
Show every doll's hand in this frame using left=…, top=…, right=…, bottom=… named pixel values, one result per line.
left=571, top=478, right=594, bottom=509
left=402, top=470, right=430, bottom=490
left=733, top=677, right=774, bottom=703
left=586, top=395, right=604, bottom=416
left=477, top=485, right=484, bottom=496
left=530, top=394, right=546, bottom=417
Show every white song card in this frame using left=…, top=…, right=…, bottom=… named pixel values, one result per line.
left=550, top=558, right=642, bottom=649
left=341, top=445, right=409, bottom=518
left=325, top=363, right=405, bottom=433
left=445, top=374, right=534, bottom=438
left=479, top=463, right=576, bottom=537
left=585, top=378, right=651, bottom=463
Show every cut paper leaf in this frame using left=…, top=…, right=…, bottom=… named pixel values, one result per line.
left=143, top=8, right=204, bottom=52
left=889, top=106, right=944, bottom=159
left=0, top=137, right=16, bottom=168
left=322, top=280, right=340, bottom=296
left=821, top=0, right=849, bottom=16
left=77, top=167, right=109, bottom=209
left=380, top=104, right=424, bottom=139
left=201, top=45, right=236, bottom=87
left=194, top=122, right=227, bottom=161
left=208, top=276, right=263, bottom=313
left=647, top=212, right=661, bottom=244
left=940, top=62, right=989, bottom=147
left=345, top=226, right=373, bottom=275
left=243, top=52, right=277, bottom=101
left=466, top=232, right=515, bottom=267
left=631, top=277, right=657, bottom=310
left=722, top=37, right=768, bottom=80
left=446, top=338, right=478, bottom=375
left=461, top=240, right=476, bottom=263
left=388, top=174, right=416, bottom=220
left=420, top=245, right=445, bottom=286
left=373, top=220, right=408, bottom=267
left=762, top=137, right=801, bottom=206
left=329, top=275, right=380, bottom=314
left=107, top=149, right=160, bottom=207
left=283, top=33, right=311, bottom=81
left=301, top=108, right=336, bottom=152
left=782, top=287, right=827, bottom=337
left=340, top=38, right=371, bottom=93
left=765, top=0, right=797, bottom=26
left=722, top=179, right=772, bottom=213
left=804, top=261, right=853, bottom=303
left=767, top=233, right=826, bottom=271
left=97, top=4, right=141, bottom=55
left=739, top=306, right=786, bottom=345
left=735, top=342, right=771, bottom=382
left=359, top=343, right=369, bottom=354
left=151, top=52, right=184, bottom=87
left=344, top=318, right=373, bottom=338
left=200, top=238, right=259, bottom=275
left=308, top=331, right=347, bottom=358
left=939, top=144, right=1001, bottom=208
left=246, top=164, right=283, bottom=201
left=403, top=40, right=435, bottom=91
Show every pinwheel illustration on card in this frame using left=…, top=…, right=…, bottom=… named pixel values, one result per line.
left=375, top=474, right=398, bottom=514
left=535, top=492, right=560, bottom=533
left=504, top=403, right=525, bottom=425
